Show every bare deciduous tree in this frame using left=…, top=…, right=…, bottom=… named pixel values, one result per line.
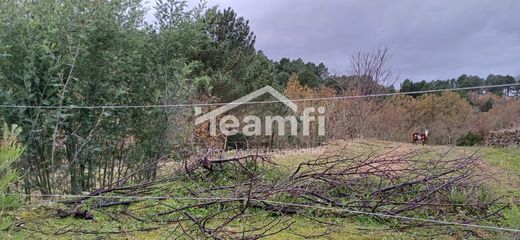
left=345, top=47, right=397, bottom=138
left=349, top=46, right=397, bottom=94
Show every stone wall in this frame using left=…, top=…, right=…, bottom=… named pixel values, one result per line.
left=486, top=128, right=520, bottom=147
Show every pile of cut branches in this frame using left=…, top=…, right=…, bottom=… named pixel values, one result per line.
left=38, top=149, right=505, bottom=239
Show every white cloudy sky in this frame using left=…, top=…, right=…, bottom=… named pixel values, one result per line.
left=145, top=0, right=520, bottom=82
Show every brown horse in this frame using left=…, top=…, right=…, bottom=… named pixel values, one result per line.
left=413, top=129, right=429, bottom=145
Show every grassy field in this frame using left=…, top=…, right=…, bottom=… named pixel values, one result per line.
left=13, top=140, right=520, bottom=239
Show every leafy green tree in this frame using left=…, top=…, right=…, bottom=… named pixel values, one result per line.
left=0, top=0, right=96, bottom=193
left=485, top=74, right=516, bottom=96
left=201, top=7, right=258, bottom=101
left=0, top=0, right=200, bottom=194
left=400, top=79, right=430, bottom=96
left=481, top=97, right=494, bottom=112
left=455, top=74, right=484, bottom=99
left=400, top=78, right=455, bottom=96
left=275, top=58, right=328, bottom=88
left=243, top=51, right=278, bottom=92
left=205, top=7, right=256, bottom=52
left=456, top=74, right=483, bottom=88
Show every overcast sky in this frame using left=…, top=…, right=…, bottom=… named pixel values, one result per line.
left=149, top=0, right=520, bottom=83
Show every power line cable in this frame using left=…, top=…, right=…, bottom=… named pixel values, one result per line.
left=0, top=83, right=518, bottom=109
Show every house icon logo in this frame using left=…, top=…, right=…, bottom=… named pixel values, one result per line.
left=194, top=85, right=325, bottom=137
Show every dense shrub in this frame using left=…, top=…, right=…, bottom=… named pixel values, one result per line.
left=456, top=132, right=483, bottom=146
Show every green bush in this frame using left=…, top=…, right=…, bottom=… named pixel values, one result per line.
left=456, top=132, right=483, bottom=146
left=503, top=203, right=520, bottom=230
left=0, top=123, right=24, bottom=238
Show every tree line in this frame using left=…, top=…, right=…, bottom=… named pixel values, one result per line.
left=400, top=74, right=519, bottom=97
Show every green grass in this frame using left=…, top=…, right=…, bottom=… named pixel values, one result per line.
left=476, top=147, right=520, bottom=198
left=479, top=147, right=520, bottom=173
left=12, top=140, right=520, bottom=239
